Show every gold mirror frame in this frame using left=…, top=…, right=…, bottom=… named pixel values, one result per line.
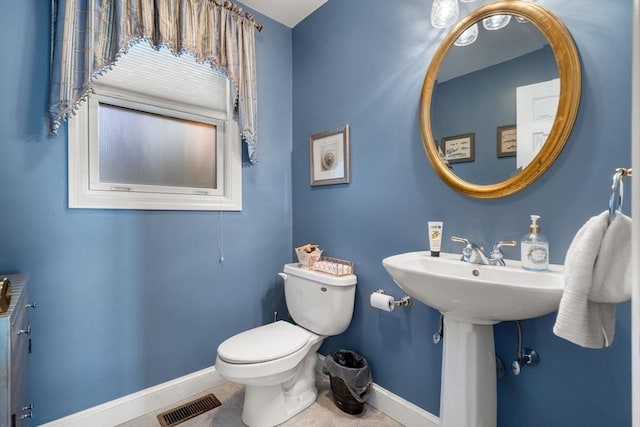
left=420, top=1, right=581, bottom=199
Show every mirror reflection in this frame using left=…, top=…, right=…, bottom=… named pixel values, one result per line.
left=431, top=14, right=559, bottom=185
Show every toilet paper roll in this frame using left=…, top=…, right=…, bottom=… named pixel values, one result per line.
left=370, top=292, right=395, bottom=312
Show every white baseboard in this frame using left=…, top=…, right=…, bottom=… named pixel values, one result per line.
left=42, top=354, right=438, bottom=427
left=40, top=366, right=224, bottom=427
left=367, top=382, right=439, bottom=427
left=317, top=354, right=439, bottom=427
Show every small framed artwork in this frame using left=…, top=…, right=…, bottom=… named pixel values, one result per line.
left=497, top=125, right=517, bottom=157
left=310, top=125, right=350, bottom=186
left=441, top=133, right=475, bottom=164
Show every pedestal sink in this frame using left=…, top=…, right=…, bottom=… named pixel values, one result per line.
left=382, top=251, right=564, bottom=427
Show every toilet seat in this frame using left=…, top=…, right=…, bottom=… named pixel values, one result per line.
left=217, top=321, right=315, bottom=364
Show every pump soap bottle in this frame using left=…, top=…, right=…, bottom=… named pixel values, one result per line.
left=521, top=215, right=549, bottom=271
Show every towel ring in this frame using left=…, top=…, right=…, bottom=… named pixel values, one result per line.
left=608, top=167, right=632, bottom=223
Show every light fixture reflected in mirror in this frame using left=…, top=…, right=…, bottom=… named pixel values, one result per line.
left=482, top=14, right=512, bottom=30
left=459, top=0, right=476, bottom=2
left=454, top=23, right=478, bottom=46
left=431, top=0, right=459, bottom=29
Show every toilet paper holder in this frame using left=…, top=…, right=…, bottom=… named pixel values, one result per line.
left=375, top=289, right=412, bottom=308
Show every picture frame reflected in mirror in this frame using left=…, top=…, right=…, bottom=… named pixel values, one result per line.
left=441, top=133, right=475, bottom=164
left=497, top=124, right=517, bottom=158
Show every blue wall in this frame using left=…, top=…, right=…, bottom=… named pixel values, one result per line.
left=433, top=45, right=557, bottom=184
left=292, top=1, right=632, bottom=426
left=0, top=0, right=633, bottom=425
left=0, top=1, right=293, bottom=424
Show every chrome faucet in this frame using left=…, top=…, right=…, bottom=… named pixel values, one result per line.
left=451, top=236, right=489, bottom=264
left=451, top=236, right=517, bottom=266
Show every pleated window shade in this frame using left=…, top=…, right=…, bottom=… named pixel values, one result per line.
left=95, top=43, right=232, bottom=114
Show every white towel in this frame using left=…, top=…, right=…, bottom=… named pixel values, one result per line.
left=553, top=211, right=632, bottom=348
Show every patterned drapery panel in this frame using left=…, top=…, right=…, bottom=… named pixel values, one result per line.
left=49, top=0, right=259, bottom=163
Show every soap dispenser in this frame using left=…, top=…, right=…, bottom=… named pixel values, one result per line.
left=521, top=215, right=549, bottom=271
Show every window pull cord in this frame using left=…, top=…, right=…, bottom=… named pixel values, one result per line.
left=218, top=211, right=225, bottom=264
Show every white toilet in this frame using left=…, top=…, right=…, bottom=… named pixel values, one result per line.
left=214, top=262, right=357, bottom=427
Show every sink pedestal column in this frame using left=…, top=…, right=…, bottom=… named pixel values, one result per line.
left=440, top=316, right=497, bottom=427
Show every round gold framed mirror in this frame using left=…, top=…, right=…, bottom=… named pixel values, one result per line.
left=420, top=1, right=581, bottom=198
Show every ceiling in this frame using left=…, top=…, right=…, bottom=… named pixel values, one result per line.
left=240, top=0, right=328, bottom=28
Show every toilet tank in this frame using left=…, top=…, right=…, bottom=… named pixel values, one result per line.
left=281, top=263, right=356, bottom=336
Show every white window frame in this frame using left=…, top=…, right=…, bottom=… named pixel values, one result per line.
left=68, top=53, right=242, bottom=211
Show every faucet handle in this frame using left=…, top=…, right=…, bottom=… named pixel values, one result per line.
left=451, top=236, right=470, bottom=245
left=451, top=236, right=471, bottom=261
left=492, top=240, right=517, bottom=250
left=489, top=240, right=518, bottom=266
left=451, top=236, right=471, bottom=257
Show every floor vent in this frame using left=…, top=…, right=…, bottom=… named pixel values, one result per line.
left=157, top=393, right=222, bottom=427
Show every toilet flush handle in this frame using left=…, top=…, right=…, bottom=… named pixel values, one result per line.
left=278, top=273, right=287, bottom=281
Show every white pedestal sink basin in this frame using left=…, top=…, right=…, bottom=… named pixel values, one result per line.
left=382, top=251, right=564, bottom=427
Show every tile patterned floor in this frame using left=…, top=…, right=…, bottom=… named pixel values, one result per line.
left=118, top=375, right=403, bottom=427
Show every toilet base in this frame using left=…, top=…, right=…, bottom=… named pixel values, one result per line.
left=242, top=382, right=317, bottom=427
left=241, top=343, right=321, bottom=427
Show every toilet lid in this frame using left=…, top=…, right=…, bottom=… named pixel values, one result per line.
left=217, top=321, right=312, bottom=364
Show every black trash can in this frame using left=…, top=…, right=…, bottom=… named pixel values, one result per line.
left=322, top=350, right=372, bottom=415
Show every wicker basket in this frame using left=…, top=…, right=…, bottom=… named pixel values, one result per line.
left=295, top=246, right=322, bottom=266
left=309, top=256, right=354, bottom=276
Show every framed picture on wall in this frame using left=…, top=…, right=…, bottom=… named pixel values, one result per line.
left=497, top=125, right=517, bottom=157
left=441, top=133, right=475, bottom=163
left=310, top=124, right=350, bottom=186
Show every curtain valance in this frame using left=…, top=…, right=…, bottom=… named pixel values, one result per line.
left=49, top=0, right=260, bottom=163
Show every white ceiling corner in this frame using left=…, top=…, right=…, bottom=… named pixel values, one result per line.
left=240, top=0, right=328, bottom=28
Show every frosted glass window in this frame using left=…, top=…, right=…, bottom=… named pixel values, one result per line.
left=98, top=104, right=217, bottom=190
left=68, top=43, right=242, bottom=211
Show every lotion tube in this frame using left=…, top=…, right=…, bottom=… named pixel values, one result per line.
left=428, top=221, right=444, bottom=257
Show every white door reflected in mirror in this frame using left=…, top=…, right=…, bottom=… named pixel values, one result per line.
left=516, top=78, right=560, bottom=169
